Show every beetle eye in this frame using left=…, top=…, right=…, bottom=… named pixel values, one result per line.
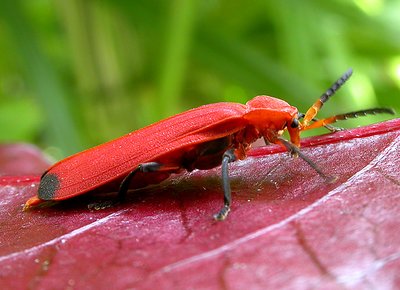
left=290, top=118, right=299, bottom=128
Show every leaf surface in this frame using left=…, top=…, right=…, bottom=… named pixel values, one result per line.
left=1, top=120, right=399, bottom=289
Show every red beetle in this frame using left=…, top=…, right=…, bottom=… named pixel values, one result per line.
left=24, top=69, right=394, bottom=220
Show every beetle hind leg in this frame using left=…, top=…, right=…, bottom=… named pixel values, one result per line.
left=88, top=162, right=165, bottom=210
left=118, top=162, right=163, bottom=201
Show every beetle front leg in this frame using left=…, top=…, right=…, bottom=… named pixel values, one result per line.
left=214, top=149, right=236, bottom=221
left=277, top=137, right=336, bottom=183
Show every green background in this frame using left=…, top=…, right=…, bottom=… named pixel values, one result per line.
left=0, top=0, right=399, bottom=159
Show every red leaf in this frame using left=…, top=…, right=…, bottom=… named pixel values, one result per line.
left=1, top=120, right=399, bottom=289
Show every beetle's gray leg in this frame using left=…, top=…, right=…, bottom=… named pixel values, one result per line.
left=214, top=149, right=236, bottom=221
left=118, top=162, right=162, bottom=201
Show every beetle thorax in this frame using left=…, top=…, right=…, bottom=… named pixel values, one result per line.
left=243, top=95, right=298, bottom=144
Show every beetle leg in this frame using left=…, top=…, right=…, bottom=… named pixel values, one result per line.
left=278, top=137, right=336, bottom=183
left=214, top=149, right=236, bottom=221
left=118, top=162, right=163, bottom=201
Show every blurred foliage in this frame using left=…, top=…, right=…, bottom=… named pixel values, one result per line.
left=0, top=0, right=399, bottom=158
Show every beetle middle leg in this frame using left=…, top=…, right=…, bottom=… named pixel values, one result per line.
left=214, top=149, right=236, bottom=221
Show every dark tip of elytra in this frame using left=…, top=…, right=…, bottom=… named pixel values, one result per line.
left=38, top=173, right=60, bottom=200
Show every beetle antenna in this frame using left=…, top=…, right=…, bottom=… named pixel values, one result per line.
left=301, top=107, right=395, bottom=131
left=278, top=137, right=336, bottom=183
left=302, top=68, right=353, bottom=127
